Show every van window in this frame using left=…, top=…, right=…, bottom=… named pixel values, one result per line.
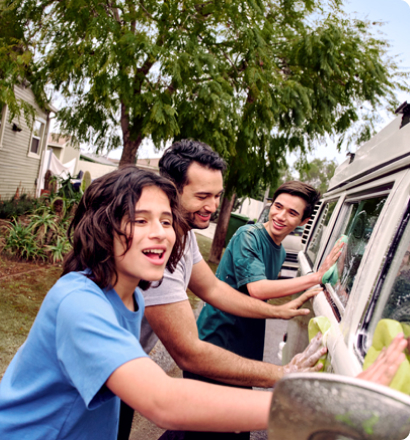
left=323, top=196, right=387, bottom=308
left=306, top=201, right=337, bottom=266
left=358, top=200, right=410, bottom=358
left=379, top=208, right=410, bottom=325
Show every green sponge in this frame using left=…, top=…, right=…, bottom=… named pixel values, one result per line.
left=363, top=319, right=410, bottom=394
left=321, top=235, right=349, bottom=285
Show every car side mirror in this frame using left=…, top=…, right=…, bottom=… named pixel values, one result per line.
left=269, top=373, right=410, bottom=440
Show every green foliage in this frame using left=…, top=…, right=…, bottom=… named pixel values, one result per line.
left=1, top=190, right=78, bottom=262
left=2, top=0, right=408, bottom=195
left=295, top=158, right=338, bottom=194
left=0, top=0, right=43, bottom=123
left=80, top=171, right=91, bottom=193
left=0, top=194, right=42, bottom=219
left=45, top=236, right=70, bottom=263
left=4, top=220, right=46, bottom=260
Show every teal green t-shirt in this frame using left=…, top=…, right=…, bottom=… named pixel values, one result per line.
left=197, top=223, right=286, bottom=361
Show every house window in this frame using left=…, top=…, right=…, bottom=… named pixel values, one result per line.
left=29, top=119, right=45, bottom=157
left=0, top=104, right=7, bottom=149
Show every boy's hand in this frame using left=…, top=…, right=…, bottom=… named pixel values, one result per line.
left=357, top=333, right=408, bottom=386
left=316, top=239, right=345, bottom=284
left=282, top=332, right=327, bottom=375
left=276, top=288, right=322, bottom=320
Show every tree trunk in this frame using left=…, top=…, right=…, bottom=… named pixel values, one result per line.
left=208, top=193, right=236, bottom=264
left=119, top=102, right=143, bottom=166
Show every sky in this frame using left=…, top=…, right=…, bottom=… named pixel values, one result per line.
left=108, top=0, right=410, bottom=165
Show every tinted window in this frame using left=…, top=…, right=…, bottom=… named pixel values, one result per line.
left=381, top=217, right=410, bottom=324
left=306, top=201, right=337, bottom=266
left=359, top=200, right=410, bottom=357
left=324, top=196, right=387, bottom=308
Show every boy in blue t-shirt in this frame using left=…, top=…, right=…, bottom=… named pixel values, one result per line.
left=0, top=167, right=276, bottom=439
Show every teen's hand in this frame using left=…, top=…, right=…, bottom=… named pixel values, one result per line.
left=316, top=239, right=345, bottom=284
left=282, top=332, right=327, bottom=375
left=275, top=288, right=322, bottom=320
left=357, top=333, right=408, bottom=386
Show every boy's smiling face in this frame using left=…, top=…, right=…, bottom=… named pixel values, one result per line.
left=113, top=185, right=176, bottom=297
left=264, top=193, right=309, bottom=246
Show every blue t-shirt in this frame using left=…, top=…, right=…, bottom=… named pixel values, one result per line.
left=197, top=223, right=286, bottom=361
left=0, top=271, right=148, bottom=440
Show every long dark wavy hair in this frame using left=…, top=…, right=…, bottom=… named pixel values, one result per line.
left=62, top=166, right=188, bottom=290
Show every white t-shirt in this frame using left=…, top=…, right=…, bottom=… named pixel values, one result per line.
left=140, top=230, right=203, bottom=352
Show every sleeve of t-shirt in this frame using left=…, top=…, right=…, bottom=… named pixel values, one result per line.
left=142, top=231, right=202, bottom=306
left=190, top=231, right=203, bottom=265
left=55, top=290, right=147, bottom=409
left=142, top=262, right=189, bottom=306
left=230, top=229, right=268, bottom=288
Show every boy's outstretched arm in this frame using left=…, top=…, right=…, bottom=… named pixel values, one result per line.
left=189, top=259, right=321, bottom=320
left=247, top=239, right=344, bottom=300
left=106, top=357, right=270, bottom=432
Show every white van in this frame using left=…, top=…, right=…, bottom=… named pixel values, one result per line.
left=282, top=103, right=410, bottom=379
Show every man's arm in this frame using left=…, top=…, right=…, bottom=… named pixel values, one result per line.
left=247, top=239, right=344, bottom=300
left=144, top=300, right=326, bottom=388
left=189, top=259, right=319, bottom=320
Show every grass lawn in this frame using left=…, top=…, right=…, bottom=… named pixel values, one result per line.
left=0, top=232, right=216, bottom=377
left=0, top=262, right=62, bottom=377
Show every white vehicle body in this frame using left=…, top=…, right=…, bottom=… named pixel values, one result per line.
left=282, top=108, right=410, bottom=379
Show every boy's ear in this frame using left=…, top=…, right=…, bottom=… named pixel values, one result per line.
left=300, top=217, right=310, bottom=227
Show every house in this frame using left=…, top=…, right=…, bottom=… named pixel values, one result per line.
left=109, top=157, right=160, bottom=175
left=0, top=81, right=161, bottom=199
left=47, top=133, right=80, bottom=165
left=0, top=85, right=57, bottom=199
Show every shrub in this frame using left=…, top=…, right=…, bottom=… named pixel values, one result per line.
left=4, top=220, right=46, bottom=261
left=0, top=195, right=43, bottom=219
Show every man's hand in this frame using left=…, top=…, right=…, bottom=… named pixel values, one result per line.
left=316, top=239, right=345, bottom=284
left=357, top=333, right=408, bottom=386
left=275, top=288, right=322, bottom=320
left=282, top=332, right=327, bottom=375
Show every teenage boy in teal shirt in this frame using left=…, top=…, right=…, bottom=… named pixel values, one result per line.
left=197, top=181, right=334, bottom=362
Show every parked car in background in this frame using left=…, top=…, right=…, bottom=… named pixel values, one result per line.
left=282, top=103, right=410, bottom=380
left=258, top=203, right=305, bottom=278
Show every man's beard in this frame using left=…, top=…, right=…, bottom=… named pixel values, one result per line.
left=184, top=211, right=210, bottom=230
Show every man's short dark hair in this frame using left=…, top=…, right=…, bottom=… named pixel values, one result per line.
left=159, top=139, right=227, bottom=192
left=273, top=181, right=321, bottom=220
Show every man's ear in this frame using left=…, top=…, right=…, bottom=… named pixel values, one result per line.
left=300, top=217, right=310, bottom=227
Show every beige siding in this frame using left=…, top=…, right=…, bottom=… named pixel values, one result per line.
left=61, top=144, right=80, bottom=165
left=0, top=85, right=50, bottom=199
left=75, top=160, right=117, bottom=180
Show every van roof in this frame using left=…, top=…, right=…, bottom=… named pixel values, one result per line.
left=328, top=115, right=410, bottom=192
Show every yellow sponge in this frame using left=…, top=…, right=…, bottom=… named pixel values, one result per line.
left=308, top=316, right=331, bottom=372
left=363, top=319, right=410, bottom=394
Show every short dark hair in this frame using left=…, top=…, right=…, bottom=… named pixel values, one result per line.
left=273, top=181, right=321, bottom=220
left=159, top=139, right=227, bottom=192
left=62, top=166, right=188, bottom=290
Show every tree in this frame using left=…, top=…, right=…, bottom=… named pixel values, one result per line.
left=2, top=0, right=407, bottom=262
left=295, top=158, right=338, bottom=194
left=169, top=2, right=406, bottom=262
left=0, top=1, right=43, bottom=124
